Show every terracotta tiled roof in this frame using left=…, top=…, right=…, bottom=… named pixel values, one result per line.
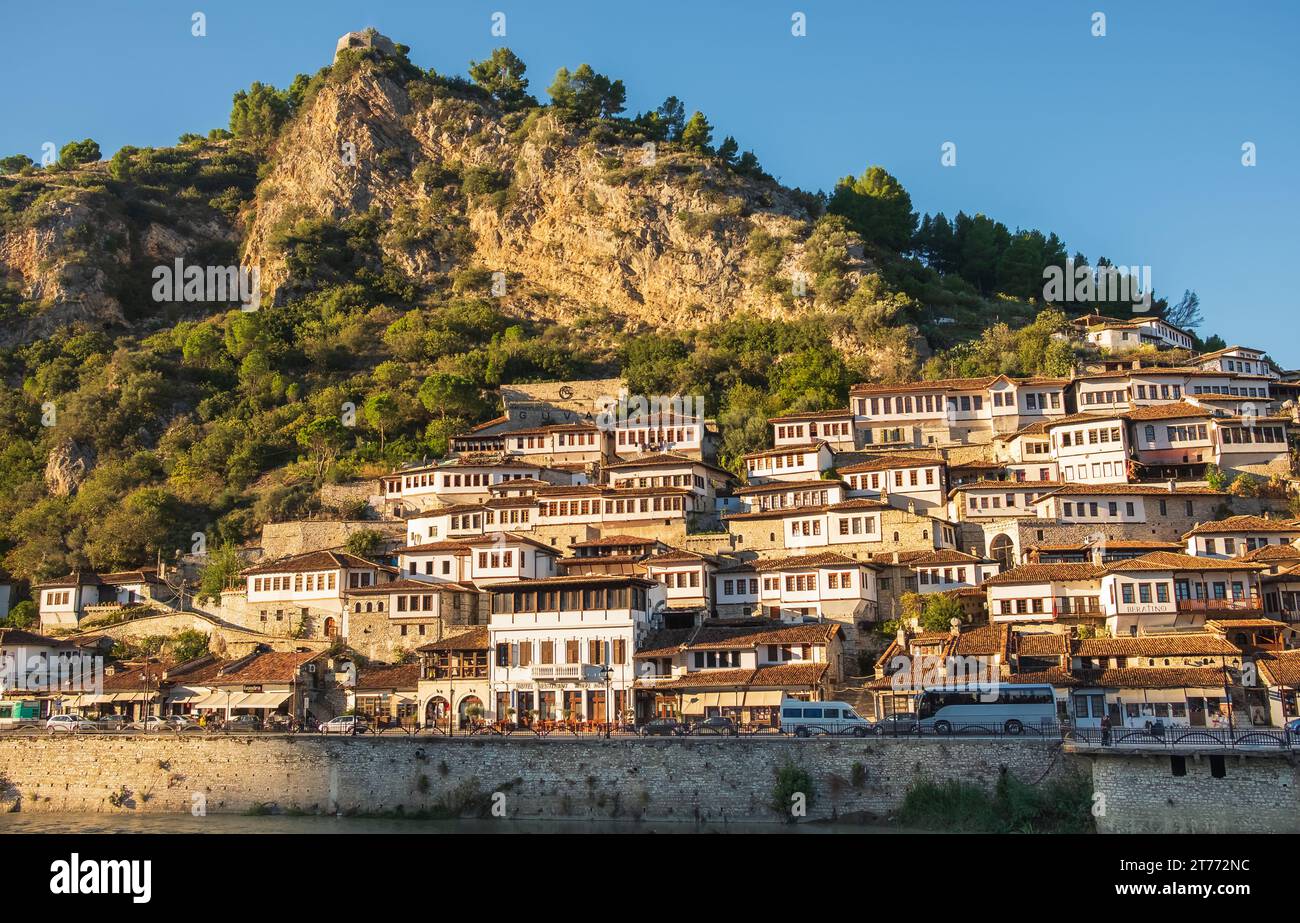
left=750, top=663, right=829, bottom=687
left=768, top=408, right=854, bottom=422
left=1040, top=483, right=1225, bottom=497
left=950, top=479, right=1059, bottom=492
left=1103, top=551, right=1269, bottom=572
left=1256, top=651, right=1300, bottom=687
left=895, top=549, right=992, bottom=566
left=0, top=628, right=74, bottom=648
left=211, top=651, right=324, bottom=685
left=752, top=552, right=872, bottom=572
left=954, top=623, right=1010, bottom=658
left=1005, top=668, right=1080, bottom=687
left=486, top=574, right=656, bottom=591
left=1241, top=544, right=1300, bottom=563
left=981, top=563, right=1106, bottom=585
left=644, top=549, right=716, bottom=566
left=837, top=454, right=944, bottom=474
left=1125, top=402, right=1213, bottom=421
left=355, top=664, right=420, bottom=691
left=742, top=441, right=828, bottom=460
left=1015, top=632, right=1070, bottom=657
left=1075, top=667, right=1229, bottom=689
left=1073, top=634, right=1240, bottom=657
left=1184, top=515, right=1300, bottom=537
left=604, top=452, right=728, bottom=475
left=569, top=534, right=661, bottom=549
left=460, top=532, right=559, bottom=553
left=402, top=541, right=473, bottom=554
left=416, top=627, right=489, bottom=652
left=850, top=376, right=1002, bottom=395
left=734, top=478, right=845, bottom=495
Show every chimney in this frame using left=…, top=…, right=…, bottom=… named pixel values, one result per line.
left=949, top=617, right=961, bottom=638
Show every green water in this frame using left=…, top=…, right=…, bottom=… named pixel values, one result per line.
left=0, top=812, right=904, bottom=834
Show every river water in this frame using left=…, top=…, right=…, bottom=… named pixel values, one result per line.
left=0, top=813, right=906, bottom=835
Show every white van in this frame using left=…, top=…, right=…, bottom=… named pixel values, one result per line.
left=780, top=699, right=871, bottom=737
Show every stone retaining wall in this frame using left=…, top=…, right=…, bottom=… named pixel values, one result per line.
left=0, top=735, right=1074, bottom=824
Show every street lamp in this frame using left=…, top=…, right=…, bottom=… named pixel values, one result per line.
left=599, top=664, right=613, bottom=738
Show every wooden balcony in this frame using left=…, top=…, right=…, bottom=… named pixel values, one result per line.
left=1175, top=597, right=1263, bottom=615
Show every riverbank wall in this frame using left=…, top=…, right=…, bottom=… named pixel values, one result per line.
left=0, top=735, right=1073, bottom=825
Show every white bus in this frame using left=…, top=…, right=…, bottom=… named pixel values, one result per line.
left=779, top=700, right=872, bottom=737
left=915, top=684, right=1059, bottom=735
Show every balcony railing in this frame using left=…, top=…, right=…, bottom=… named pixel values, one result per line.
left=1175, top=597, right=1263, bottom=614
left=529, top=663, right=599, bottom=682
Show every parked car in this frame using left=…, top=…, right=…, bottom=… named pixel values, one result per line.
left=639, top=717, right=686, bottom=737
left=1285, top=717, right=1300, bottom=737
left=128, top=716, right=171, bottom=732
left=224, top=714, right=264, bottom=732
left=691, top=716, right=738, bottom=737
left=318, top=715, right=369, bottom=734
left=872, top=713, right=919, bottom=736
left=165, top=715, right=202, bottom=731
left=45, top=714, right=98, bottom=734
left=95, top=714, right=128, bottom=731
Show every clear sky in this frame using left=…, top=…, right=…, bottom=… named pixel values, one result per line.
left=1, top=1, right=1296, bottom=365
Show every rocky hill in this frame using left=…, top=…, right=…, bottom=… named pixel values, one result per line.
left=0, top=32, right=1219, bottom=590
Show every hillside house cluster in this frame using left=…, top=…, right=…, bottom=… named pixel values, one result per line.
left=24, top=334, right=1300, bottom=731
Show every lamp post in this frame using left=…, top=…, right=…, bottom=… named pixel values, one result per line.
left=599, top=664, right=613, bottom=738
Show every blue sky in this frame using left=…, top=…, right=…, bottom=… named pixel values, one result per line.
left=1, top=1, right=1296, bottom=365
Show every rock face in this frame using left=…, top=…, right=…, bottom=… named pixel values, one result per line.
left=44, top=439, right=96, bottom=497
left=0, top=189, right=130, bottom=347
left=241, top=68, right=831, bottom=330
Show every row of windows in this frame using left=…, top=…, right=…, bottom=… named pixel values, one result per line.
left=491, top=587, right=648, bottom=614
left=252, top=572, right=338, bottom=593
left=919, top=567, right=971, bottom=585
left=749, top=452, right=811, bottom=472
left=997, top=596, right=1101, bottom=615
left=496, top=638, right=627, bottom=666
left=539, top=496, right=686, bottom=517
left=757, top=488, right=832, bottom=510
left=1062, top=500, right=1137, bottom=518
left=1220, top=425, right=1285, bottom=445
left=616, top=428, right=697, bottom=445
left=1191, top=384, right=1268, bottom=397
left=1134, top=383, right=1182, bottom=401
left=775, top=421, right=852, bottom=440
left=1119, top=582, right=1171, bottom=605
left=1057, top=426, right=1123, bottom=448
left=1081, top=389, right=1129, bottom=405
left=612, top=474, right=705, bottom=489
left=660, top=570, right=701, bottom=589
left=722, top=578, right=760, bottom=596
left=836, top=515, right=878, bottom=536
left=1021, top=392, right=1061, bottom=411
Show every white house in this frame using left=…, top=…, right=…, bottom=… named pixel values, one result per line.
left=485, top=575, right=666, bottom=725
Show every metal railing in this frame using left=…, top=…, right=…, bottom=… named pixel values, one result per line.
left=1062, top=724, right=1295, bottom=750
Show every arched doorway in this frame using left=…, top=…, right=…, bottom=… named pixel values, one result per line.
left=458, top=695, right=484, bottom=729
left=425, top=697, right=449, bottom=729
left=323, top=617, right=338, bottom=638
left=989, top=534, right=1015, bottom=573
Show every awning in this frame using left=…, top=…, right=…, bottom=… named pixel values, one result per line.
left=681, top=690, right=784, bottom=713
left=238, top=691, right=291, bottom=709
left=168, top=687, right=212, bottom=703
left=191, top=691, right=248, bottom=710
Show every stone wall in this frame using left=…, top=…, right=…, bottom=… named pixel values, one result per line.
left=0, top=735, right=1076, bottom=824
left=259, top=520, right=403, bottom=559
left=1086, top=750, right=1300, bottom=833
